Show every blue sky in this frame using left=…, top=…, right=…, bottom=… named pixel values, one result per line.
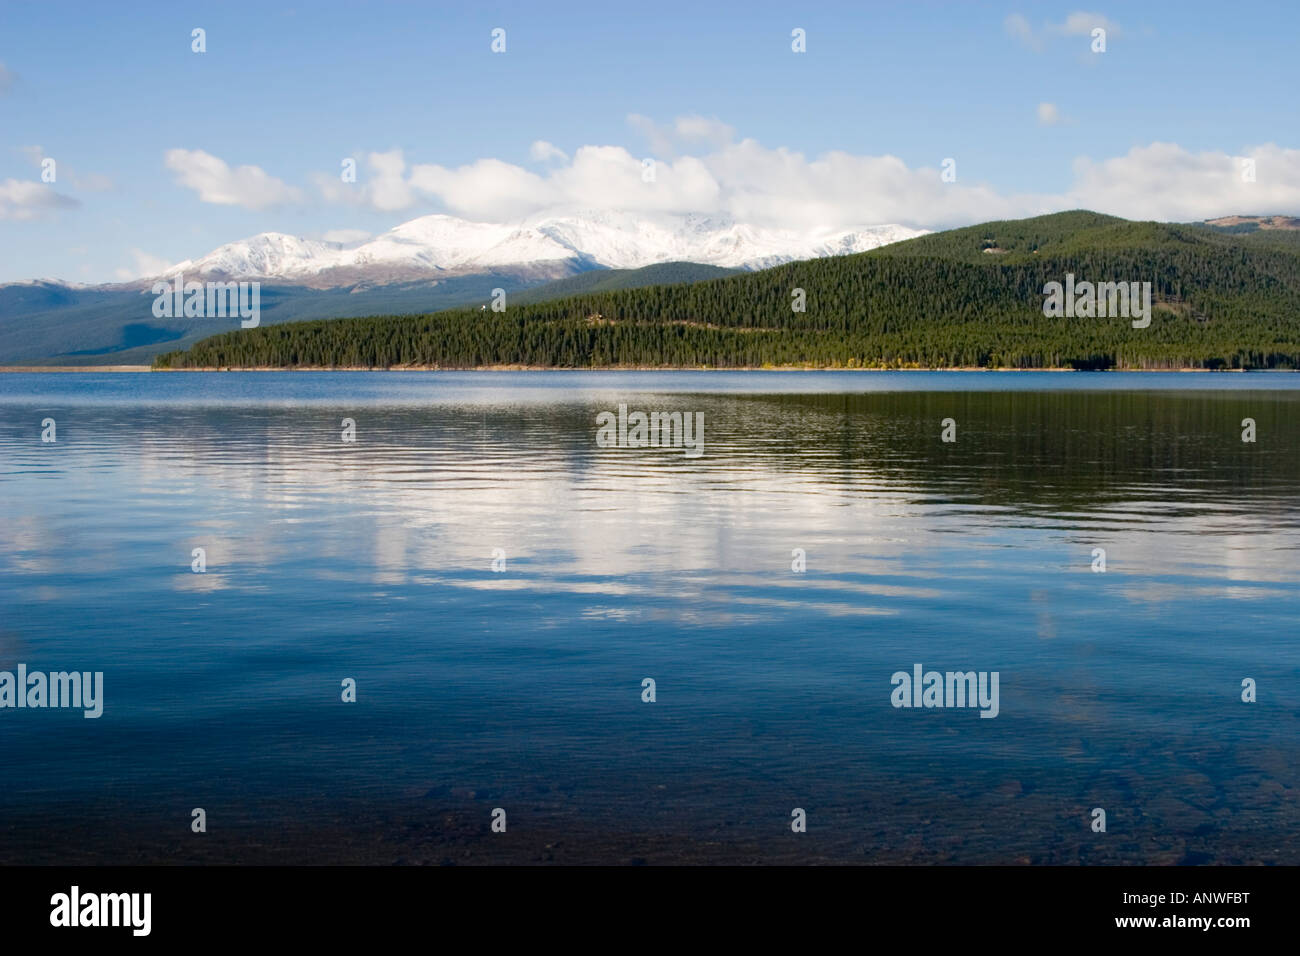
left=1, top=0, right=1298, bottom=283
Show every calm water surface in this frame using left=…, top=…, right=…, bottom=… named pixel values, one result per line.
left=1, top=371, right=1298, bottom=864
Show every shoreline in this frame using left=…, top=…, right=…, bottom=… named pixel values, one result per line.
left=2, top=791, right=1285, bottom=865
left=0, top=365, right=1270, bottom=374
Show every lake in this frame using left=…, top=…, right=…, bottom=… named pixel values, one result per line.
left=1, top=370, right=1298, bottom=864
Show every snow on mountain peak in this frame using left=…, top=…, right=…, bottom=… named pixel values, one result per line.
left=162, top=212, right=927, bottom=285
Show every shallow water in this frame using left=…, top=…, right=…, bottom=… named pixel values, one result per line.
left=1, top=371, right=1297, bottom=864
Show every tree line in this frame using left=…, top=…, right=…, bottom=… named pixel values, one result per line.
left=155, top=212, right=1300, bottom=371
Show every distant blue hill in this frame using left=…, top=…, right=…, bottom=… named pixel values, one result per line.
left=0, top=262, right=736, bottom=366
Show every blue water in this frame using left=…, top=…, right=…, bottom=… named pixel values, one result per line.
left=1, top=371, right=1298, bottom=864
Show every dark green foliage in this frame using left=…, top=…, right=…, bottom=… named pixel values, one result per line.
left=510, top=261, right=739, bottom=304
left=155, top=211, right=1300, bottom=371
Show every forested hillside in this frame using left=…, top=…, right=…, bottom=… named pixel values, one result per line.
left=155, top=212, right=1300, bottom=370
left=509, top=261, right=739, bottom=304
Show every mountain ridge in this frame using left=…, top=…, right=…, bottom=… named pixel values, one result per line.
left=151, top=211, right=927, bottom=289
left=0, top=211, right=924, bottom=365
left=154, top=210, right=1300, bottom=372
left=0, top=262, right=740, bottom=366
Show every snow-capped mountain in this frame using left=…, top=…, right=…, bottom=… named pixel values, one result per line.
left=159, top=211, right=926, bottom=287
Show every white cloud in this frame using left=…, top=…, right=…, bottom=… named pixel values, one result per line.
left=364, top=149, right=417, bottom=212
left=164, top=149, right=302, bottom=210
left=1007, top=10, right=1122, bottom=50
left=72, top=172, right=113, bottom=192
left=326, top=134, right=1027, bottom=229
left=321, top=228, right=371, bottom=245
left=626, top=114, right=674, bottom=155
left=627, top=113, right=735, bottom=155
left=1052, top=11, right=1122, bottom=38
left=310, top=116, right=1300, bottom=230
left=316, top=149, right=415, bottom=212
left=114, top=248, right=175, bottom=281
left=0, top=179, right=79, bottom=220
left=1064, top=142, right=1300, bottom=222
left=394, top=144, right=724, bottom=222
left=529, top=140, right=568, bottom=163
left=668, top=115, right=735, bottom=147
left=1004, top=14, right=1041, bottom=51
left=16, top=147, right=112, bottom=191
left=0, top=62, right=15, bottom=95
left=408, top=155, right=555, bottom=220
